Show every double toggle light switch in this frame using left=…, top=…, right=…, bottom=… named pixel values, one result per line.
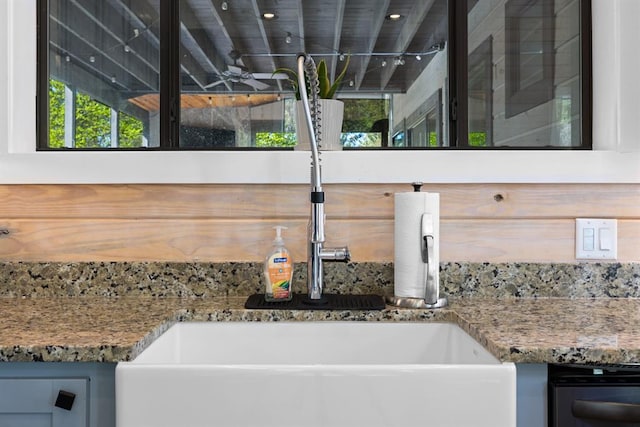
left=575, top=218, right=618, bottom=260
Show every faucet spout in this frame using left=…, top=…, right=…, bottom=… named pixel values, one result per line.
left=297, top=53, right=350, bottom=301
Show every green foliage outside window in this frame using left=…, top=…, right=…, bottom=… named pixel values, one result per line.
left=255, top=132, right=297, bottom=147
left=119, top=112, right=145, bottom=147
left=341, top=98, right=389, bottom=147
left=75, top=91, right=111, bottom=148
left=429, top=132, right=438, bottom=147
left=49, top=79, right=66, bottom=148
left=342, top=99, right=388, bottom=133
left=48, top=79, right=145, bottom=148
left=469, top=132, right=487, bottom=147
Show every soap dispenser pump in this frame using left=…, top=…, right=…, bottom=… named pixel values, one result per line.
left=264, top=226, right=294, bottom=302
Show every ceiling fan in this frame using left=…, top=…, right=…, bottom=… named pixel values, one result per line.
left=204, top=50, right=287, bottom=91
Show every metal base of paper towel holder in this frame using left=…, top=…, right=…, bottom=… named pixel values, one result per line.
left=385, top=295, right=448, bottom=309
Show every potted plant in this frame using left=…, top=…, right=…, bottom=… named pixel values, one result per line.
left=274, top=57, right=350, bottom=150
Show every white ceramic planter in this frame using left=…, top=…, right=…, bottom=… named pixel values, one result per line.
left=295, top=99, right=344, bottom=151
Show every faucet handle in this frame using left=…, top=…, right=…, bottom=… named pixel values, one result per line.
left=421, top=214, right=438, bottom=305
left=320, top=246, right=350, bottom=262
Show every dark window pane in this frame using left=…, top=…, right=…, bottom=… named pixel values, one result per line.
left=44, top=0, right=160, bottom=149
left=39, top=0, right=589, bottom=150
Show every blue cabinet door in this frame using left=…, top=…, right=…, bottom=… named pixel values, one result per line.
left=0, top=378, right=88, bottom=427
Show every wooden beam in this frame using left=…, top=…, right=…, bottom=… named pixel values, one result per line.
left=250, top=0, right=283, bottom=91
left=204, top=0, right=235, bottom=57
left=50, top=0, right=158, bottom=91
left=297, top=0, right=306, bottom=54
left=380, top=0, right=436, bottom=89
left=105, top=0, right=160, bottom=50
left=108, top=0, right=160, bottom=73
left=329, top=0, right=346, bottom=83
left=354, top=0, right=390, bottom=90
left=180, top=1, right=230, bottom=90
left=180, top=23, right=229, bottom=91
left=50, top=47, right=125, bottom=108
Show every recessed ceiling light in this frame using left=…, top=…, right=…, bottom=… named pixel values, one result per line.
left=262, top=12, right=276, bottom=20
left=386, top=13, right=402, bottom=20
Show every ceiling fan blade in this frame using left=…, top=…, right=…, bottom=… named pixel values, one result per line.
left=227, top=65, right=243, bottom=75
left=203, top=80, right=227, bottom=89
left=242, top=79, right=270, bottom=90
left=252, top=72, right=288, bottom=80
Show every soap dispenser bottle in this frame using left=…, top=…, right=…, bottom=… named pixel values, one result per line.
left=264, top=226, right=293, bottom=301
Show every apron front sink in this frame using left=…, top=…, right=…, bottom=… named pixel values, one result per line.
left=116, top=322, right=516, bottom=427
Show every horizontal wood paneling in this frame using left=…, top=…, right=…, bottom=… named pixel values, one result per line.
left=0, top=184, right=637, bottom=263
left=0, top=218, right=637, bottom=263
left=0, top=184, right=638, bottom=219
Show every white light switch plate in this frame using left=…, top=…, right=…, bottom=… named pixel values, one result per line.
left=575, top=218, right=618, bottom=260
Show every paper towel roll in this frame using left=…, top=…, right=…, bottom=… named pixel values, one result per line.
left=394, top=192, right=440, bottom=299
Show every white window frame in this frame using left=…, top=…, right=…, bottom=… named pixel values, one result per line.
left=0, top=0, right=638, bottom=184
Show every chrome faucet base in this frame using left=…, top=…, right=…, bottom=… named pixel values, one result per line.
left=385, top=295, right=448, bottom=309
left=302, top=295, right=329, bottom=306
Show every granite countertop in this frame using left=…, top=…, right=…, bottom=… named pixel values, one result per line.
left=2, top=296, right=640, bottom=364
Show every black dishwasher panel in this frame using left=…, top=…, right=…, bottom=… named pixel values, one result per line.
left=549, top=364, right=640, bottom=426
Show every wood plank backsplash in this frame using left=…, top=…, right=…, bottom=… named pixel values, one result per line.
left=0, top=184, right=637, bottom=263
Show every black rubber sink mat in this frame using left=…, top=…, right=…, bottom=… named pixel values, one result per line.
left=244, top=293, right=386, bottom=310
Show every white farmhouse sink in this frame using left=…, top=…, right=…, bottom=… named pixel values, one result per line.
left=116, top=322, right=515, bottom=427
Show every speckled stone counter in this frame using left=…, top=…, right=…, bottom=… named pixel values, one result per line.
left=1, top=261, right=638, bottom=298
left=2, top=296, right=640, bottom=365
left=1, top=261, right=638, bottom=364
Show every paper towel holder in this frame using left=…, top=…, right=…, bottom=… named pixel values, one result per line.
left=386, top=182, right=448, bottom=309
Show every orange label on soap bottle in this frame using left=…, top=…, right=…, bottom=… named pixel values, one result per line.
left=268, top=253, right=292, bottom=298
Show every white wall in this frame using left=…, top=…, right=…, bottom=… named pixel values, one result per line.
left=0, top=0, right=638, bottom=184
left=392, top=47, right=447, bottom=133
